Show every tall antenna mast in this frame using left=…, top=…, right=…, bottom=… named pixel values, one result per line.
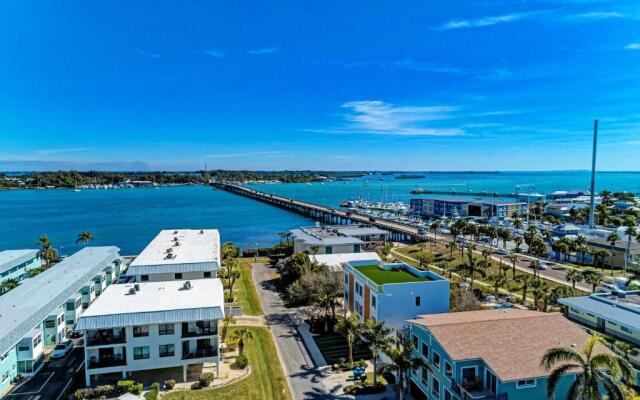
left=588, top=120, right=598, bottom=230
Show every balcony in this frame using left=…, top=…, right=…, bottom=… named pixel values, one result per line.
left=182, top=347, right=218, bottom=360
left=88, top=357, right=127, bottom=369
left=87, top=329, right=126, bottom=346
left=452, top=382, right=508, bottom=400
left=181, top=322, right=217, bottom=338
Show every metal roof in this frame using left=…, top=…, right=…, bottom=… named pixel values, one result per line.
left=559, top=295, right=640, bottom=331
left=76, top=279, right=224, bottom=330
left=0, top=246, right=120, bottom=356
left=127, top=262, right=218, bottom=275
left=130, top=229, right=220, bottom=268
left=0, top=249, right=39, bottom=275
left=289, top=227, right=364, bottom=246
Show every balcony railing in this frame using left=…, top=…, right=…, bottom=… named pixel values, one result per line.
left=452, top=382, right=508, bottom=400
left=88, top=357, right=127, bottom=369
left=181, top=327, right=216, bottom=338
left=87, top=330, right=126, bottom=346
left=182, top=347, right=218, bottom=360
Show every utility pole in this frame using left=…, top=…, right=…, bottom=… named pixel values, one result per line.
left=588, top=120, right=598, bottom=230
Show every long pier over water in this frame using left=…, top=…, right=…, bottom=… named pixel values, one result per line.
left=213, top=183, right=426, bottom=242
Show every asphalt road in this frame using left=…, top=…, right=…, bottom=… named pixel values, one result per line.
left=6, top=347, right=84, bottom=400
left=251, top=263, right=349, bottom=400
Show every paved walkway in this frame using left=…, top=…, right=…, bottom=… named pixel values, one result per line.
left=251, top=263, right=352, bottom=400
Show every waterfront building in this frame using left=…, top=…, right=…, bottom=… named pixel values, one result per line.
left=409, top=197, right=527, bottom=220
left=559, top=291, right=640, bottom=345
left=309, top=252, right=381, bottom=271
left=77, top=279, right=224, bottom=386
left=551, top=223, right=581, bottom=238
left=407, top=309, right=603, bottom=400
left=128, top=229, right=220, bottom=282
left=290, top=225, right=388, bottom=254
left=343, top=260, right=449, bottom=332
left=0, top=247, right=121, bottom=395
left=0, top=249, right=40, bottom=282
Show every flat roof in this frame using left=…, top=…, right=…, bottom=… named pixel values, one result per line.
left=0, top=246, right=120, bottom=356
left=0, top=249, right=39, bottom=275
left=559, top=294, right=640, bottom=331
left=129, top=229, right=221, bottom=273
left=355, top=264, right=431, bottom=284
left=76, top=279, right=224, bottom=330
left=310, top=253, right=380, bottom=271
left=334, top=225, right=388, bottom=237
left=409, top=309, right=606, bottom=382
left=414, top=197, right=521, bottom=206
left=290, top=226, right=364, bottom=246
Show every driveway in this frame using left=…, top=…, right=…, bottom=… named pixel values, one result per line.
left=6, top=346, right=84, bottom=400
left=251, top=263, right=350, bottom=400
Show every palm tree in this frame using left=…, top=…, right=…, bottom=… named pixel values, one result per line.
left=221, top=314, right=236, bottom=342
left=437, top=260, right=452, bottom=279
left=583, top=271, right=603, bottom=293
left=566, top=269, right=584, bottom=290
left=335, top=315, right=362, bottom=365
left=574, top=234, right=588, bottom=265
left=616, top=341, right=640, bottom=362
left=606, top=231, right=620, bottom=271
left=516, top=273, right=534, bottom=304
left=508, top=252, right=519, bottom=280
left=360, top=320, right=393, bottom=388
left=416, top=253, right=433, bottom=271
left=624, top=224, right=637, bottom=274
left=513, top=236, right=524, bottom=252
left=430, top=220, right=441, bottom=249
left=382, top=336, right=425, bottom=400
left=541, top=334, right=633, bottom=400
left=481, top=248, right=492, bottom=267
left=446, top=241, right=457, bottom=261
left=0, top=278, right=20, bottom=294
left=41, top=246, right=58, bottom=269
left=232, top=327, right=253, bottom=356
left=37, top=235, right=51, bottom=250
left=487, top=272, right=506, bottom=299
left=76, top=231, right=95, bottom=246
left=464, top=245, right=483, bottom=290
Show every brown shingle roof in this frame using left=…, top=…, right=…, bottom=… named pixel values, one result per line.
left=409, top=309, right=604, bottom=382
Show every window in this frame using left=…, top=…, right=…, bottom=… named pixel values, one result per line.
left=422, top=343, right=429, bottom=359
left=622, top=326, right=632, bottom=333
left=159, top=324, right=174, bottom=335
left=133, top=346, right=150, bottom=360
left=345, top=274, right=348, bottom=284
left=517, top=378, right=536, bottom=388
left=371, top=295, right=376, bottom=308
left=133, top=325, right=149, bottom=337
left=421, top=366, right=429, bottom=385
left=44, top=320, right=56, bottom=328
left=433, top=352, right=441, bottom=369
left=204, top=271, right=211, bottom=278
left=32, top=335, right=41, bottom=347
left=412, top=335, right=419, bottom=347
left=18, top=345, right=30, bottom=352
left=141, top=275, right=149, bottom=282
left=66, top=302, right=75, bottom=311
left=57, top=315, right=65, bottom=325
left=415, top=296, right=421, bottom=306
left=354, top=244, right=361, bottom=253
left=159, top=344, right=174, bottom=357
left=444, top=388, right=452, bottom=400
left=175, top=273, right=183, bottom=279
left=445, top=362, right=453, bottom=378
left=326, top=246, right=333, bottom=254
left=432, top=377, right=440, bottom=399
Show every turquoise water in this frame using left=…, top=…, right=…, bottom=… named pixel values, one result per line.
left=1, top=171, right=639, bottom=255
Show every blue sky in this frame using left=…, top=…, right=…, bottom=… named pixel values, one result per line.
left=1, top=0, right=639, bottom=171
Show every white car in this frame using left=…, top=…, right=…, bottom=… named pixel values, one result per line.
left=494, top=248, right=508, bottom=255
left=537, top=262, right=549, bottom=270
left=51, top=340, right=73, bottom=359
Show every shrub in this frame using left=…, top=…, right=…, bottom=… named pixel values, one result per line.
left=95, top=385, right=115, bottom=397
left=164, top=379, right=176, bottom=390
left=116, top=380, right=136, bottom=393
left=132, top=383, right=143, bottom=395
left=234, top=354, right=248, bottom=369
left=199, top=372, right=215, bottom=387
left=145, top=385, right=159, bottom=400
left=73, top=388, right=94, bottom=400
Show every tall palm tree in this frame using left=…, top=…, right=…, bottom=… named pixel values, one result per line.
left=464, top=245, right=482, bottom=290
left=540, top=334, right=633, bottom=400
left=382, top=337, right=425, bottom=400
left=624, top=224, right=637, bottom=274
left=566, top=269, right=584, bottom=290
left=583, top=271, right=603, bottom=293
left=0, top=278, right=20, bottom=294
left=76, top=231, right=94, bottom=246
left=430, top=220, right=441, bottom=249
left=574, top=234, right=588, bottom=265
left=221, top=314, right=236, bottom=342
left=514, top=236, right=524, bottom=252
left=335, top=315, right=361, bottom=365
left=516, top=273, right=534, bottom=304
left=508, top=252, right=519, bottom=280
left=360, top=320, right=393, bottom=388
left=232, top=327, right=254, bottom=356
left=487, top=272, right=506, bottom=299
left=437, top=260, right=452, bottom=279
left=446, top=241, right=457, bottom=260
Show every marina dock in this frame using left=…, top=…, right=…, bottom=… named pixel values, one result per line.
left=213, top=183, right=427, bottom=242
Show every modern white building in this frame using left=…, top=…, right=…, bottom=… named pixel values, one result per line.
left=0, top=247, right=121, bottom=396
left=309, top=252, right=382, bottom=271
left=128, top=229, right=221, bottom=282
left=343, top=260, right=450, bottom=332
left=290, top=225, right=388, bottom=254
left=76, top=279, right=225, bottom=386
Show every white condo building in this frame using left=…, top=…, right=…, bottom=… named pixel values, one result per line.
left=76, top=279, right=224, bottom=386
left=128, top=229, right=221, bottom=282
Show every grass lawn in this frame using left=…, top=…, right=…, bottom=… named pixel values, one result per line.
left=355, top=265, right=431, bottom=285
left=395, top=244, right=588, bottom=298
left=163, top=327, right=291, bottom=400
left=312, top=332, right=372, bottom=364
left=233, top=257, right=265, bottom=316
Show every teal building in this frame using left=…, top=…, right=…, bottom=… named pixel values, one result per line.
left=407, top=309, right=598, bottom=400
left=0, top=250, right=40, bottom=283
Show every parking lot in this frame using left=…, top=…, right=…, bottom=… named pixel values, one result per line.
left=6, top=347, right=84, bottom=400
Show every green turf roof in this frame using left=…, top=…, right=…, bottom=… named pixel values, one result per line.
left=354, top=264, right=431, bottom=285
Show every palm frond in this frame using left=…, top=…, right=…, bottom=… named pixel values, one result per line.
left=546, top=363, right=580, bottom=399
left=540, top=347, right=584, bottom=370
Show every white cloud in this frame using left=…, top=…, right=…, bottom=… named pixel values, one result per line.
left=205, top=151, right=287, bottom=158
left=247, top=47, right=279, bottom=55
left=437, top=12, right=535, bottom=30
left=625, top=43, right=640, bottom=50
left=340, top=100, right=462, bottom=136
left=36, top=147, right=91, bottom=155
left=136, top=48, right=159, bottom=59
left=571, top=11, right=625, bottom=19
left=204, top=49, right=226, bottom=58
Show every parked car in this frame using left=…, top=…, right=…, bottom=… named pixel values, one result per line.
left=51, top=340, right=73, bottom=359
left=537, top=261, right=549, bottom=270
left=69, top=330, right=82, bottom=339
left=494, top=248, right=508, bottom=255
